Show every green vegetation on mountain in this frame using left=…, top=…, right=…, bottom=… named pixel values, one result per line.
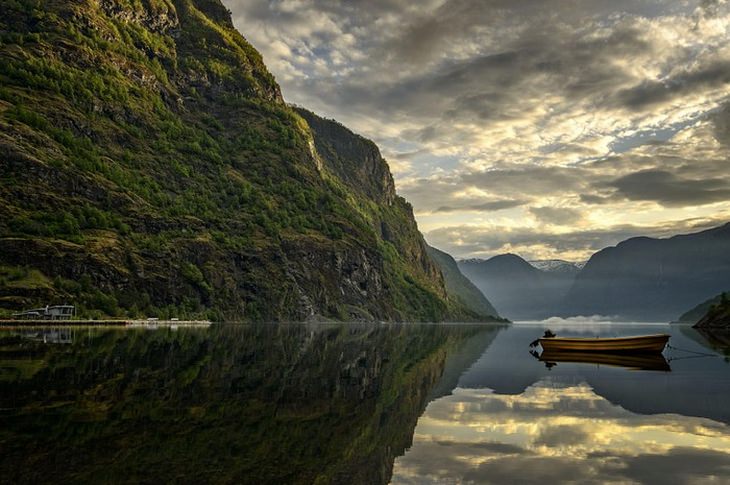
left=0, top=0, right=491, bottom=321
left=694, top=292, right=730, bottom=329
left=425, top=245, right=501, bottom=320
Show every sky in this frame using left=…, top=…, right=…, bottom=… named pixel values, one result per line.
left=223, top=0, right=730, bottom=261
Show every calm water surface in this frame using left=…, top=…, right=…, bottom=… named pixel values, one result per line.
left=1, top=322, right=729, bottom=484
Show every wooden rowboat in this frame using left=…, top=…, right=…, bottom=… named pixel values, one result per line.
left=538, top=334, right=669, bottom=353
left=537, top=350, right=671, bottom=371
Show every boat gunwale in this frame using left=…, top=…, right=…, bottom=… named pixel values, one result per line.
left=537, top=334, right=670, bottom=353
left=538, top=334, right=670, bottom=344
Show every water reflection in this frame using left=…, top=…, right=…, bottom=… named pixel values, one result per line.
left=460, top=324, right=730, bottom=423
left=694, top=328, right=730, bottom=361
left=392, top=380, right=730, bottom=484
left=533, top=349, right=672, bottom=371
left=2, top=322, right=729, bottom=484
left=0, top=323, right=501, bottom=484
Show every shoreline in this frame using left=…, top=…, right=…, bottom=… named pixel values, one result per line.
left=0, top=319, right=212, bottom=327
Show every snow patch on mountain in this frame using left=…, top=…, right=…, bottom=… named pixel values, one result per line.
left=528, top=259, right=585, bottom=273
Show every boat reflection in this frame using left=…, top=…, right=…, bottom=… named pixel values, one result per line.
left=532, top=349, right=671, bottom=372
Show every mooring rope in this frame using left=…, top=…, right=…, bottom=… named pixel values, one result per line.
left=666, top=344, right=717, bottom=361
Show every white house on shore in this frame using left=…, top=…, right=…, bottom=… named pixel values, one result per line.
left=13, top=305, right=75, bottom=320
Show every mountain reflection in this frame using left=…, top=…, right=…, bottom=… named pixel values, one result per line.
left=392, top=380, right=730, bottom=484
left=0, top=323, right=501, bottom=484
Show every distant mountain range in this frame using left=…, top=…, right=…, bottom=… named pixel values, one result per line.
left=459, top=222, right=730, bottom=322
left=458, top=254, right=576, bottom=321
left=566, top=223, right=730, bottom=321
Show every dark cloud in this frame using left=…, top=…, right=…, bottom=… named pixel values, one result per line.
left=435, top=199, right=526, bottom=213
left=614, top=61, right=730, bottom=110
left=460, top=166, right=587, bottom=196
left=712, top=101, right=730, bottom=146
left=608, top=169, right=730, bottom=206
left=529, top=206, right=583, bottom=225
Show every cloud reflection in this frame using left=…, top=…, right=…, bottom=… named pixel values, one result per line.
left=391, top=380, right=730, bottom=484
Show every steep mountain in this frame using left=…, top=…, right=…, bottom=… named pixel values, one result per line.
left=458, top=254, right=576, bottom=320
left=0, top=0, right=484, bottom=321
left=677, top=292, right=728, bottom=324
left=425, top=245, right=500, bottom=320
left=564, top=223, right=730, bottom=321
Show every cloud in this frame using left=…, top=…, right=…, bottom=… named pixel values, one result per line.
left=529, top=206, right=584, bottom=225
left=460, top=166, right=588, bottom=196
left=613, top=60, right=730, bottom=110
left=608, top=169, right=730, bottom=206
left=435, top=199, right=526, bottom=213
left=423, top=216, right=730, bottom=260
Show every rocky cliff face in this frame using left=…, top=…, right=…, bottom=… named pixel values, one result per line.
left=295, top=108, right=396, bottom=205
left=0, top=0, right=483, bottom=321
left=296, top=108, right=449, bottom=303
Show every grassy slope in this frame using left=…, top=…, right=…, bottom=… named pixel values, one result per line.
left=0, top=0, right=483, bottom=321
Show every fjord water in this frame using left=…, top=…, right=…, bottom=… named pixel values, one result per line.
left=392, top=323, right=730, bottom=484
left=1, top=323, right=729, bottom=484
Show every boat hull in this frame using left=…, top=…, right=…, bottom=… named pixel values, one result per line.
left=539, top=334, right=669, bottom=353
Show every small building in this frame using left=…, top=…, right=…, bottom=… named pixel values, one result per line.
left=13, top=305, right=75, bottom=320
